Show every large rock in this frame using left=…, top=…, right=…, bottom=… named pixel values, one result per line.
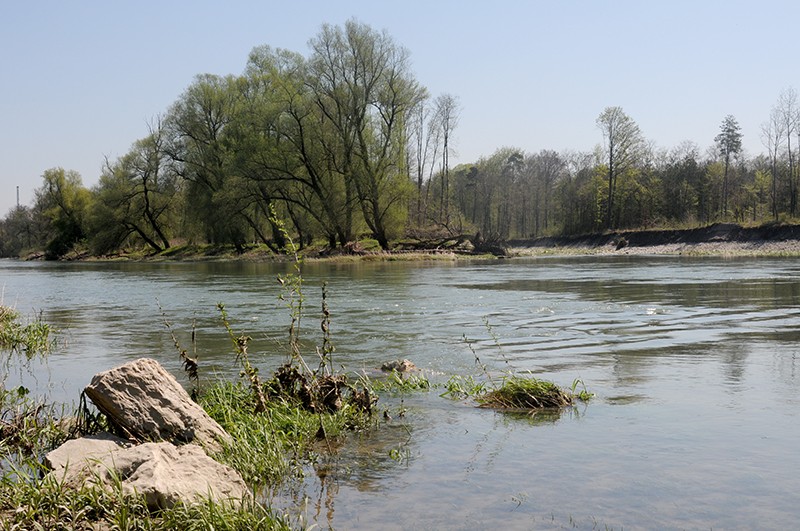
left=44, top=431, right=129, bottom=473
left=83, top=358, right=231, bottom=453
left=48, top=441, right=247, bottom=510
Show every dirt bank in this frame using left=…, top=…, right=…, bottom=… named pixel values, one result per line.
left=509, top=223, right=800, bottom=256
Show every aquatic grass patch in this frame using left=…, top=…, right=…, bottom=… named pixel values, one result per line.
left=477, top=374, right=574, bottom=410
left=439, top=375, right=486, bottom=400
left=199, top=380, right=374, bottom=489
left=0, top=305, right=53, bottom=357
left=365, top=370, right=431, bottom=394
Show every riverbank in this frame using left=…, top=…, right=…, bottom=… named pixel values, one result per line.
left=22, top=222, right=800, bottom=262
left=509, top=222, right=800, bottom=257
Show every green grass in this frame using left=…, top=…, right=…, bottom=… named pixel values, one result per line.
left=0, top=305, right=53, bottom=357
left=476, top=374, right=575, bottom=410
left=199, top=380, right=374, bottom=489
left=365, top=370, right=431, bottom=393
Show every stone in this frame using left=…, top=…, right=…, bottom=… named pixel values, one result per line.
left=49, top=441, right=248, bottom=510
left=44, top=431, right=129, bottom=473
left=381, top=359, right=417, bottom=373
left=83, top=358, right=231, bottom=453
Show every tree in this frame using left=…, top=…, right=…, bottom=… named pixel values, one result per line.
left=407, top=95, right=436, bottom=226
left=239, top=44, right=357, bottom=248
left=714, top=114, right=743, bottom=217
left=91, top=119, right=176, bottom=253
left=596, top=107, right=644, bottom=229
left=34, top=168, right=91, bottom=259
left=432, top=94, right=460, bottom=226
left=164, top=74, right=246, bottom=248
left=775, top=88, right=799, bottom=215
left=762, top=105, right=785, bottom=220
left=307, top=19, right=426, bottom=249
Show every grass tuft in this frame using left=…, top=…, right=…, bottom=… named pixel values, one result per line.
left=477, top=374, right=574, bottom=410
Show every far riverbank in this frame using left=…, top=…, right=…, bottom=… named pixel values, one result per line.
left=509, top=222, right=800, bottom=257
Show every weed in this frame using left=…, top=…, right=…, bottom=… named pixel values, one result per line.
left=477, top=373, right=574, bottom=410
left=367, top=370, right=431, bottom=393
left=571, top=378, right=595, bottom=402
left=159, top=299, right=200, bottom=398
left=0, top=305, right=53, bottom=357
left=439, top=375, right=486, bottom=399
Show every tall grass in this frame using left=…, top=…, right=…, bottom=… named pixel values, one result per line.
left=0, top=305, right=53, bottom=357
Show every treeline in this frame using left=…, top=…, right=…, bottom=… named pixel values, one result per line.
left=2, top=21, right=800, bottom=258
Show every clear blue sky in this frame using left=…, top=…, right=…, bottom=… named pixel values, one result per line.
left=2, top=0, right=797, bottom=216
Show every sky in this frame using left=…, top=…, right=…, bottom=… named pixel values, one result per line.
left=2, top=0, right=799, bottom=216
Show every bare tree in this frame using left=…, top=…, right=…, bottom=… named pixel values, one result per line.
left=776, top=88, right=799, bottom=214
left=432, top=94, right=460, bottom=226
left=762, top=105, right=786, bottom=220
left=714, top=115, right=743, bottom=217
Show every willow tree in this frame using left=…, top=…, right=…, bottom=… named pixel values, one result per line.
left=34, top=168, right=91, bottom=259
left=596, top=107, right=644, bottom=230
left=307, top=19, right=426, bottom=249
left=163, top=74, right=246, bottom=247
left=239, top=45, right=357, bottom=248
left=92, top=121, right=176, bottom=254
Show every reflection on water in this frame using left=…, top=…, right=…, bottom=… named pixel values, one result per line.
left=2, top=256, right=800, bottom=529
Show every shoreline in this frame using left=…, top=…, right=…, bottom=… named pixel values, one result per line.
left=19, top=222, right=800, bottom=262
left=511, top=239, right=800, bottom=257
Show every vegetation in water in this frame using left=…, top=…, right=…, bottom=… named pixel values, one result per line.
left=0, top=305, right=53, bottom=357
left=476, top=374, right=575, bottom=410
left=0, top=216, right=594, bottom=529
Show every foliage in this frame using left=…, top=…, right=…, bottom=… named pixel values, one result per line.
left=34, top=168, right=92, bottom=259
left=439, top=374, right=486, bottom=399
left=11, top=23, right=800, bottom=256
left=367, top=370, right=431, bottom=393
left=0, top=305, right=53, bottom=357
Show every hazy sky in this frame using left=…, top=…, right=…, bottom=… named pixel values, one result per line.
left=2, top=1, right=798, bottom=216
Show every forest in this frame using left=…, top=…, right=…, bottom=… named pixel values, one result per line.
left=2, top=19, right=800, bottom=259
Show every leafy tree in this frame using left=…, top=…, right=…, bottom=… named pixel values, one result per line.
left=0, top=206, right=35, bottom=257
left=307, top=19, right=426, bottom=249
left=596, top=107, right=644, bottom=229
left=34, top=168, right=91, bottom=259
left=238, top=45, right=356, bottom=248
left=91, top=121, right=177, bottom=254
left=164, top=74, right=247, bottom=248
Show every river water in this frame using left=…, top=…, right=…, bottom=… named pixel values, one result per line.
left=2, top=256, right=800, bottom=530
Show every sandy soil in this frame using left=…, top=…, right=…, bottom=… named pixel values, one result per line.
left=512, top=239, right=800, bottom=257
left=506, top=223, right=800, bottom=257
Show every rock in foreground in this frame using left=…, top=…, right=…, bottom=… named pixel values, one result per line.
left=83, top=357, right=231, bottom=452
left=48, top=441, right=247, bottom=510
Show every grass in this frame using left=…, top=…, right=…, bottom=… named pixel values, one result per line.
left=0, top=305, right=53, bottom=357
left=477, top=374, right=574, bottom=410
left=365, top=370, right=431, bottom=393
left=0, top=214, right=597, bottom=528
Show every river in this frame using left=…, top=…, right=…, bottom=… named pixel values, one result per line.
left=1, top=256, right=799, bottom=529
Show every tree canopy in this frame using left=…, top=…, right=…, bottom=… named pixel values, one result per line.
left=4, top=22, right=800, bottom=259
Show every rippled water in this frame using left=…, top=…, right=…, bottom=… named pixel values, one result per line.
left=2, top=256, right=800, bottom=529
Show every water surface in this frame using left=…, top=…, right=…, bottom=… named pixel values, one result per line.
left=1, top=256, right=799, bottom=529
